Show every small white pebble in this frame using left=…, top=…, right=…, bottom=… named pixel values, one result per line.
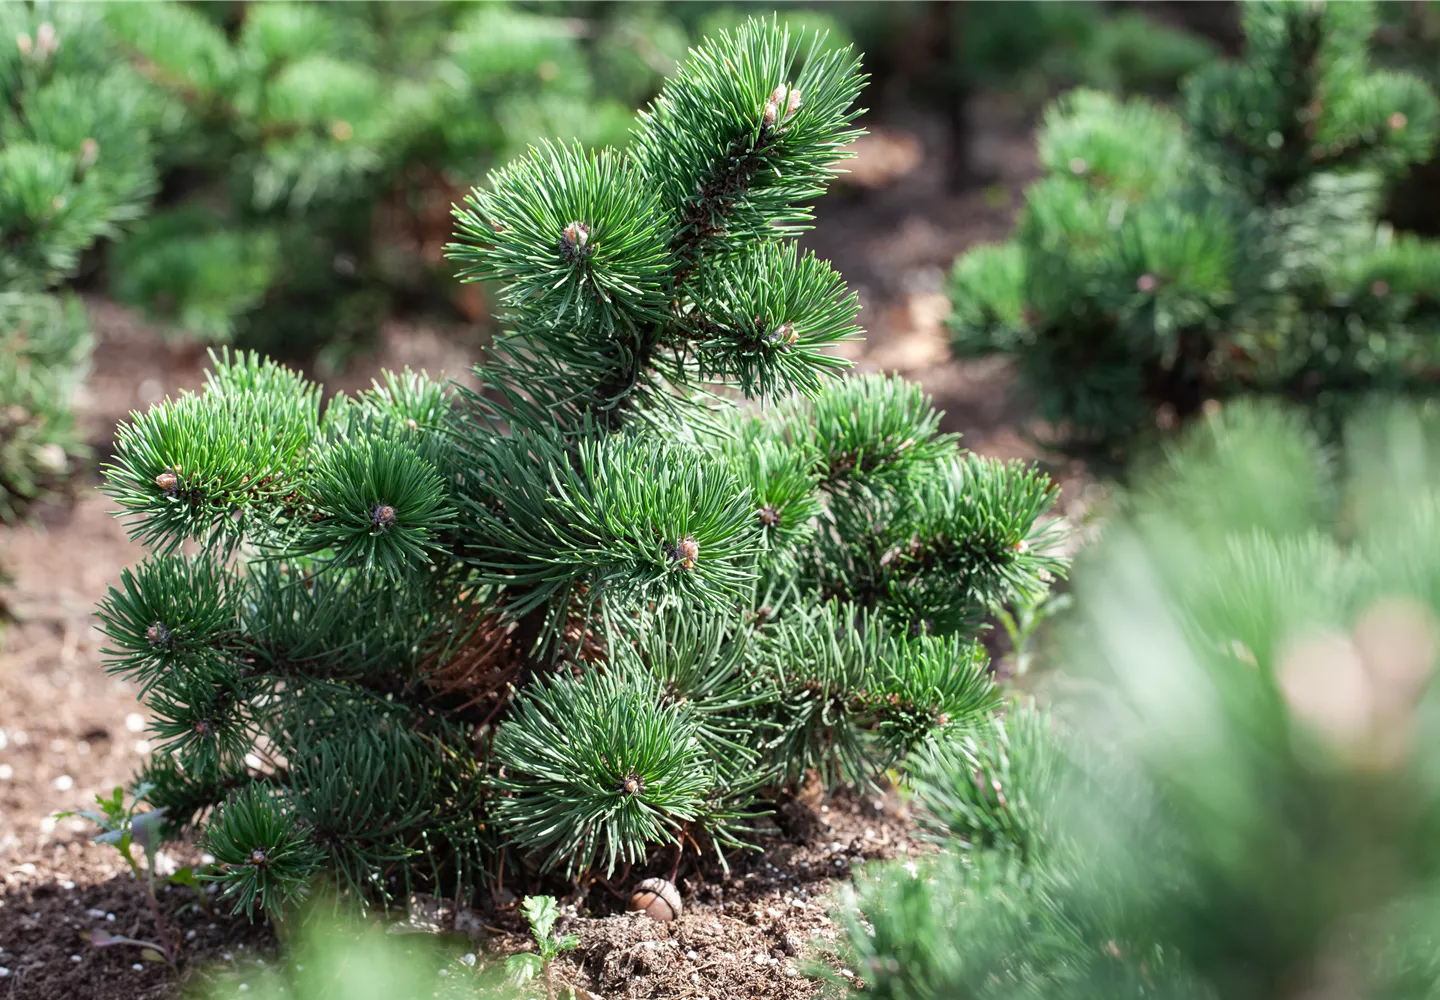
left=77, top=741, right=91, bottom=755
left=106, top=913, right=116, bottom=922
left=438, top=969, right=449, bottom=978
left=0, top=730, right=6, bottom=749
left=460, top=954, right=477, bottom=967
left=223, top=952, right=233, bottom=961
left=59, top=879, right=75, bottom=890
left=785, top=965, right=800, bottom=977
left=0, top=764, right=12, bottom=780
left=134, top=740, right=151, bottom=755
left=201, top=854, right=215, bottom=865
left=0, top=967, right=8, bottom=977
left=187, top=930, right=197, bottom=940
left=125, top=713, right=145, bottom=733
left=686, top=950, right=698, bottom=960
left=87, top=908, right=106, bottom=919
left=132, top=963, right=144, bottom=971
left=70, top=955, right=82, bottom=963
left=239, top=985, right=249, bottom=992
left=10, top=730, right=26, bottom=745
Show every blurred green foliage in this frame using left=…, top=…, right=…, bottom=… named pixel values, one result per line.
left=843, top=398, right=1440, bottom=999
left=0, top=3, right=159, bottom=521
left=99, top=1, right=690, bottom=371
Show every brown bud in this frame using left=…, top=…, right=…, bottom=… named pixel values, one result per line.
left=669, top=535, right=700, bottom=570
left=405, top=417, right=419, bottom=431
left=1136, top=273, right=1157, bottom=293
left=766, top=323, right=797, bottom=349
left=146, top=622, right=172, bottom=649
left=629, top=877, right=682, bottom=922
left=1389, top=112, right=1408, bottom=131
left=618, top=773, right=644, bottom=796
left=559, top=221, right=592, bottom=261
left=1371, top=280, right=1390, bottom=299
left=757, top=504, right=781, bottom=528
left=372, top=504, right=397, bottom=530
left=762, top=84, right=787, bottom=127
left=563, top=221, right=588, bottom=249
left=77, top=137, right=99, bottom=172
left=155, top=471, right=178, bottom=493
left=330, top=120, right=354, bottom=142
left=34, top=22, right=56, bottom=58
left=249, top=848, right=268, bottom=867
left=785, top=88, right=803, bottom=121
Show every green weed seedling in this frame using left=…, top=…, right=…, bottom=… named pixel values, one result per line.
left=505, top=896, right=580, bottom=1000
left=59, top=782, right=204, bottom=968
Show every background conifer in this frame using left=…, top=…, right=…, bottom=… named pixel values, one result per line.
left=947, top=0, right=1440, bottom=461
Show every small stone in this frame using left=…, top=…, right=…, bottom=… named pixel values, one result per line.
left=70, top=955, right=81, bottom=962
left=132, top=964, right=144, bottom=971
left=53, top=774, right=73, bottom=791
left=460, top=953, right=477, bottom=967
left=126, top=713, right=145, bottom=733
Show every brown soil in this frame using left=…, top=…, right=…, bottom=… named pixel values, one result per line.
left=0, top=103, right=1093, bottom=1000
